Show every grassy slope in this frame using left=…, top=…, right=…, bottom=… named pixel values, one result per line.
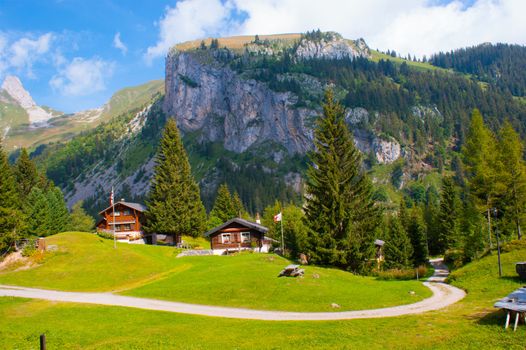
left=175, top=33, right=301, bottom=52
left=1, top=244, right=526, bottom=349
left=4, top=80, right=164, bottom=149
left=0, top=232, right=429, bottom=312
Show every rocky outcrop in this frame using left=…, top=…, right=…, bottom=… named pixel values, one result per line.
left=164, top=51, right=316, bottom=154
left=295, top=33, right=370, bottom=61
left=373, top=137, right=401, bottom=164
left=1, top=75, right=53, bottom=126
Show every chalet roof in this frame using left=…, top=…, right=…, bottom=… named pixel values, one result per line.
left=98, top=201, right=147, bottom=215
left=204, top=218, right=269, bottom=237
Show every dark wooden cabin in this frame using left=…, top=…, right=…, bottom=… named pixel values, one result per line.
left=97, top=201, right=146, bottom=241
left=204, top=218, right=273, bottom=254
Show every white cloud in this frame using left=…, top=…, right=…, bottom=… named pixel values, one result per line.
left=49, top=57, right=114, bottom=96
left=0, top=32, right=53, bottom=79
left=113, top=32, right=128, bottom=55
left=146, top=0, right=526, bottom=59
left=144, top=0, right=240, bottom=63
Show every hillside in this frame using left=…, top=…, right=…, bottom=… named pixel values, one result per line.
left=2, top=79, right=163, bottom=150
left=1, top=233, right=525, bottom=348
left=30, top=31, right=526, bottom=216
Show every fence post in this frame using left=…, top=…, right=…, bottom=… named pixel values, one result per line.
left=40, top=334, right=46, bottom=350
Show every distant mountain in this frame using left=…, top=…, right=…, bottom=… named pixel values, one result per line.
left=32, top=31, right=526, bottom=217
left=1, top=78, right=164, bottom=150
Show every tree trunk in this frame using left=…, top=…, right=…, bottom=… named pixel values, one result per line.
left=517, top=217, right=522, bottom=240
left=487, top=206, right=493, bottom=248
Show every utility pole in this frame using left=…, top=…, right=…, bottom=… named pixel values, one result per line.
left=112, top=187, right=116, bottom=249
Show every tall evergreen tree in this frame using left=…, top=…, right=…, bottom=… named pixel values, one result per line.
left=304, top=89, right=381, bottom=272
left=145, top=119, right=206, bottom=240
left=383, top=216, right=413, bottom=269
left=47, top=187, right=70, bottom=235
left=210, top=183, right=236, bottom=222
left=25, top=187, right=52, bottom=237
left=462, top=109, right=501, bottom=247
left=436, top=177, right=460, bottom=253
left=0, top=139, right=23, bottom=252
left=407, top=208, right=429, bottom=266
left=68, top=201, right=95, bottom=232
left=497, top=121, right=526, bottom=240
left=13, top=148, right=39, bottom=200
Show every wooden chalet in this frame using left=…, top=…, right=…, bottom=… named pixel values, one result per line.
left=97, top=201, right=147, bottom=242
left=204, top=218, right=274, bottom=255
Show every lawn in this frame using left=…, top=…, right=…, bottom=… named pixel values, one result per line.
left=0, top=232, right=429, bottom=312
left=1, top=245, right=526, bottom=349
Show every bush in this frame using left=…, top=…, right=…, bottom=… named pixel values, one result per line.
left=21, top=239, right=37, bottom=257
left=501, top=239, right=526, bottom=253
left=376, top=266, right=428, bottom=280
left=444, top=248, right=465, bottom=269
left=97, top=231, right=114, bottom=240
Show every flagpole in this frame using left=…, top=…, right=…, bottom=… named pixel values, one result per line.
left=280, top=209, right=284, bottom=255
left=112, top=187, right=116, bottom=249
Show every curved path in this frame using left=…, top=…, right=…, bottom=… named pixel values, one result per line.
left=0, top=259, right=465, bottom=321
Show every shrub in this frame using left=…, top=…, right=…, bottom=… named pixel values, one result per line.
left=444, top=248, right=465, bottom=269
left=501, top=239, right=526, bottom=253
left=376, top=266, right=428, bottom=280
left=97, top=231, right=114, bottom=240
left=21, top=239, right=37, bottom=257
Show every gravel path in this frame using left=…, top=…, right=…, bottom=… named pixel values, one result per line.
left=0, top=259, right=465, bottom=321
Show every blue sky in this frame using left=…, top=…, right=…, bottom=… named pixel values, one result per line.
left=0, top=0, right=524, bottom=113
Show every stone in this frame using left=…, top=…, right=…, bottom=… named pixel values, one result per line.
left=409, top=290, right=416, bottom=295
left=331, top=303, right=341, bottom=309
left=312, top=273, right=320, bottom=279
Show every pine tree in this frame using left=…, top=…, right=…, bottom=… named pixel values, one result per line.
left=407, top=208, right=429, bottom=266
left=383, top=216, right=413, bottom=269
left=13, top=148, right=40, bottom=200
left=25, top=187, right=52, bottom=237
left=436, top=177, right=460, bottom=253
left=497, top=121, right=526, bottom=240
left=462, top=109, right=501, bottom=247
left=210, top=183, right=236, bottom=222
left=145, top=119, right=206, bottom=240
left=47, top=186, right=70, bottom=235
left=69, top=201, right=95, bottom=232
left=304, top=89, right=381, bottom=272
left=0, top=139, right=23, bottom=252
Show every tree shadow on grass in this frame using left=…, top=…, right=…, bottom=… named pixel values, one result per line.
left=475, top=309, right=507, bottom=326
left=499, top=275, right=526, bottom=284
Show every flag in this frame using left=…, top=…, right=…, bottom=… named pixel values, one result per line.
left=273, top=212, right=282, bottom=223
left=110, top=187, right=114, bottom=206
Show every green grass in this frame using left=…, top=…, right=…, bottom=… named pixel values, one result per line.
left=0, top=232, right=429, bottom=312
left=370, top=50, right=448, bottom=73
left=1, top=245, right=526, bottom=349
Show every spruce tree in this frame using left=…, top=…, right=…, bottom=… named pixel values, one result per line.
left=497, top=121, right=526, bottom=240
left=69, top=201, right=95, bottom=232
left=407, top=208, right=429, bottom=266
left=462, top=109, right=500, bottom=247
left=232, top=191, right=247, bottom=218
left=383, top=216, right=413, bottom=269
left=25, top=187, right=52, bottom=237
left=145, top=119, right=206, bottom=240
left=436, top=177, right=460, bottom=253
left=304, top=89, right=381, bottom=272
left=0, top=139, right=23, bottom=252
left=210, top=183, right=236, bottom=222
left=47, top=187, right=70, bottom=235
left=13, top=148, right=39, bottom=200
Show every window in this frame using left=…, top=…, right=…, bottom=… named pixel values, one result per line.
left=113, top=211, right=121, bottom=217
left=221, top=233, right=231, bottom=244
left=123, top=209, right=131, bottom=216
left=241, top=232, right=251, bottom=243
left=123, top=224, right=132, bottom=231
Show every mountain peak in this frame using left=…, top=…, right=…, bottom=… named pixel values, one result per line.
left=1, top=75, right=53, bottom=125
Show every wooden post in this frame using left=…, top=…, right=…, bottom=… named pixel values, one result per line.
left=505, top=311, right=510, bottom=329
left=514, top=312, right=520, bottom=331
left=40, top=334, right=46, bottom=350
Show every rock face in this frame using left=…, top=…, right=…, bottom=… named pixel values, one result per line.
left=295, top=33, right=370, bottom=61
left=164, top=52, right=316, bottom=154
left=1, top=75, right=53, bottom=126
left=373, top=137, right=401, bottom=164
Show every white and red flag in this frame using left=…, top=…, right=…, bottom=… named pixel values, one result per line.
left=110, top=187, right=114, bottom=206
left=273, top=212, right=282, bottom=223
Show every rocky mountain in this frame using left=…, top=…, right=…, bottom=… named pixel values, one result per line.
left=1, top=78, right=163, bottom=150
left=1, top=76, right=55, bottom=126
left=32, top=31, right=526, bottom=216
